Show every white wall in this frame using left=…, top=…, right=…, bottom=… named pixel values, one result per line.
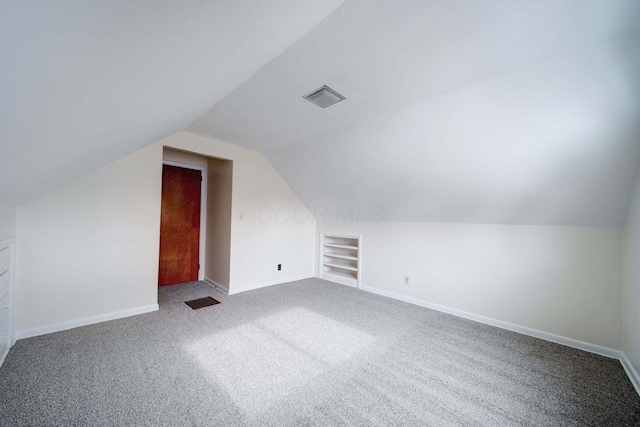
left=622, top=172, right=640, bottom=384
left=0, top=204, right=17, bottom=241
left=205, top=158, right=233, bottom=289
left=15, top=144, right=163, bottom=334
left=162, top=132, right=316, bottom=293
left=317, top=220, right=623, bottom=350
left=12, top=131, right=314, bottom=335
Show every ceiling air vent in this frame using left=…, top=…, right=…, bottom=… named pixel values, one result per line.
left=303, top=85, right=345, bottom=108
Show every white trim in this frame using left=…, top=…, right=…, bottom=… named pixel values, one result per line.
left=331, top=280, right=639, bottom=397
left=321, top=272, right=358, bottom=288
left=358, top=284, right=620, bottom=359
left=204, top=278, right=229, bottom=295
left=0, top=236, right=15, bottom=248
left=318, top=232, right=361, bottom=240
left=0, top=237, right=15, bottom=367
left=0, top=343, right=8, bottom=367
left=230, top=274, right=315, bottom=295
left=14, top=304, right=159, bottom=340
left=162, top=160, right=207, bottom=281
left=620, top=352, right=640, bottom=396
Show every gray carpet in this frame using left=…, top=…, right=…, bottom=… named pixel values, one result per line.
left=0, top=279, right=638, bottom=426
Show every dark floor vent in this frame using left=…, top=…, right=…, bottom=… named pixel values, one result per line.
left=185, top=296, right=220, bottom=310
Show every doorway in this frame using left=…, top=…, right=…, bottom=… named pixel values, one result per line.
left=158, top=164, right=202, bottom=286
left=159, top=147, right=233, bottom=293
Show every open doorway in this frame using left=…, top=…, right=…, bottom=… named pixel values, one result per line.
left=159, top=164, right=202, bottom=286
left=160, top=148, right=233, bottom=291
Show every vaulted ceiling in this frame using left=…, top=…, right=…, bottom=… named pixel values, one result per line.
left=3, top=1, right=640, bottom=226
left=0, top=0, right=345, bottom=205
left=190, top=0, right=640, bottom=226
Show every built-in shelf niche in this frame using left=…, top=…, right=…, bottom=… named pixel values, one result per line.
left=320, top=233, right=361, bottom=288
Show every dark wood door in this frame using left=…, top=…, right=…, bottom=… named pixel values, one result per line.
left=159, top=165, right=201, bottom=286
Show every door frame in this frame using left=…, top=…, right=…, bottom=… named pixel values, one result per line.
left=161, top=160, right=207, bottom=281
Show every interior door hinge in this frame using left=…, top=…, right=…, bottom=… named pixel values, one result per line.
left=198, top=264, right=200, bottom=270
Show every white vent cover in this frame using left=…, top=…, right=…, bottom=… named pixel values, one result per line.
left=303, top=85, right=345, bottom=108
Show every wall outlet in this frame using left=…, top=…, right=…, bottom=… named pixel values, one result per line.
left=404, top=276, right=410, bottom=286
left=278, top=264, right=282, bottom=271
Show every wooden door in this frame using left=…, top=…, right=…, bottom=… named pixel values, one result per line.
left=159, top=165, right=202, bottom=286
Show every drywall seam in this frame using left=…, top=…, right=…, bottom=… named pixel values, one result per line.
left=620, top=352, right=640, bottom=397
left=230, top=274, right=315, bottom=295
left=356, top=283, right=620, bottom=359
left=14, top=304, right=159, bottom=341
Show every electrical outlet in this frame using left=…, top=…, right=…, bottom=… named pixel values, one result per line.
left=278, top=264, right=282, bottom=271
left=404, top=276, right=410, bottom=286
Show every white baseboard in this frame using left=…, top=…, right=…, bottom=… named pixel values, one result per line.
left=620, top=352, right=640, bottom=396
left=230, top=274, right=315, bottom=295
left=358, top=285, right=620, bottom=359
left=204, top=278, right=229, bottom=295
left=15, top=304, right=159, bottom=341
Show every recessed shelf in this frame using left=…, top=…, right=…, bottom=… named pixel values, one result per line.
left=323, top=261, right=358, bottom=272
left=322, top=270, right=357, bottom=288
left=320, top=233, right=361, bottom=288
left=324, top=243, right=358, bottom=250
left=324, top=252, right=358, bottom=261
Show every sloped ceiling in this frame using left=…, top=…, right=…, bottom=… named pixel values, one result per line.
left=0, top=0, right=345, bottom=205
left=189, top=0, right=640, bottom=226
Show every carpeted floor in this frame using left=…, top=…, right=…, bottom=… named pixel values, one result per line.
left=0, top=279, right=638, bottom=426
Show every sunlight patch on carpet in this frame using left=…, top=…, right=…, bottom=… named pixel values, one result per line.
left=186, top=307, right=376, bottom=418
